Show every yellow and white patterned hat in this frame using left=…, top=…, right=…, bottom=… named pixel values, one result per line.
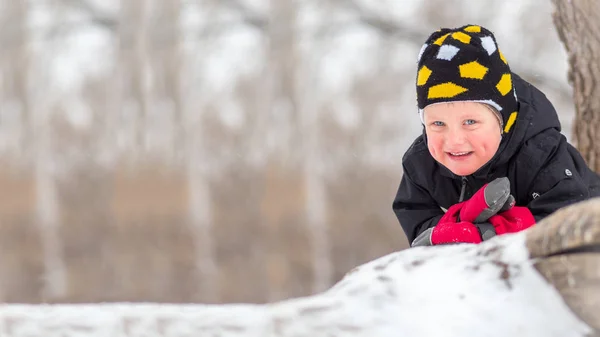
left=416, top=25, right=519, bottom=134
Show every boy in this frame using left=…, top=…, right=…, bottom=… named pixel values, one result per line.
left=393, top=24, right=600, bottom=247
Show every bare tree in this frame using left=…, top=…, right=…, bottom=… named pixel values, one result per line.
left=23, top=0, right=69, bottom=300
left=552, top=0, right=600, bottom=173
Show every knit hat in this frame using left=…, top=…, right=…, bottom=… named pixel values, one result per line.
left=416, top=25, right=519, bottom=134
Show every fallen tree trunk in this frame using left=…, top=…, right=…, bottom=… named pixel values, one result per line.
left=0, top=198, right=599, bottom=337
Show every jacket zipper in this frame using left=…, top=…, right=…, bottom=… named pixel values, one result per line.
left=459, top=176, right=467, bottom=202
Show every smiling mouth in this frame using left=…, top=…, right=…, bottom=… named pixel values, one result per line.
left=447, top=151, right=473, bottom=156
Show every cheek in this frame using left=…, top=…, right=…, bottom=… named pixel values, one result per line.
left=426, top=134, right=444, bottom=156
left=472, top=132, right=501, bottom=152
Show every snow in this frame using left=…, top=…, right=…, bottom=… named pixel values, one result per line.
left=0, top=232, right=591, bottom=337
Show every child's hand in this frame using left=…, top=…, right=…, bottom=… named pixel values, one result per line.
left=459, top=177, right=512, bottom=223
left=412, top=221, right=482, bottom=246
left=488, top=206, right=536, bottom=235
left=412, top=202, right=481, bottom=247
left=412, top=200, right=483, bottom=247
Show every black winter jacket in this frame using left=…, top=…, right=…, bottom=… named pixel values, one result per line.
left=393, top=74, right=600, bottom=244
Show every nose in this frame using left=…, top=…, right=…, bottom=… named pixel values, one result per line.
left=446, top=127, right=467, bottom=146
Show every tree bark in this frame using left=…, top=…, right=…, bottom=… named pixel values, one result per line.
left=552, top=0, right=600, bottom=173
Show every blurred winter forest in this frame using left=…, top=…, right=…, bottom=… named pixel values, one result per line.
left=0, top=0, right=575, bottom=304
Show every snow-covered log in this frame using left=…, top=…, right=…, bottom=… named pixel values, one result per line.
left=0, top=198, right=599, bottom=337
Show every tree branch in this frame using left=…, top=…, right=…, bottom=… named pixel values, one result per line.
left=343, top=0, right=424, bottom=42
left=62, top=0, right=118, bottom=30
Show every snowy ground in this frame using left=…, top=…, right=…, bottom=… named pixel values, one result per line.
left=0, top=232, right=592, bottom=337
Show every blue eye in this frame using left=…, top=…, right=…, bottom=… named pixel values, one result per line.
left=432, top=121, right=445, bottom=127
left=464, top=119, right=477, bottom=125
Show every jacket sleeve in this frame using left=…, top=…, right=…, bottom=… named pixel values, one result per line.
left=525, top=138, right=596, bottom=222
left=392, top=167, right=444, bottom=245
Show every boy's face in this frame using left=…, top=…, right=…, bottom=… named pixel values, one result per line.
left=423, top=102, right=502, bottom=176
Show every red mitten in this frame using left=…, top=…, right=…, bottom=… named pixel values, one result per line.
left=459, top=177, right=511, bottom=223
left=410, top=177, right=514, bottom=247
left=439, top=201, right=466, bottom=223
left=430, top=221, right=482, bottom=245
left=411, top=205, right=483, bottom=246
left=488, top=206, right=536, bottom=235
